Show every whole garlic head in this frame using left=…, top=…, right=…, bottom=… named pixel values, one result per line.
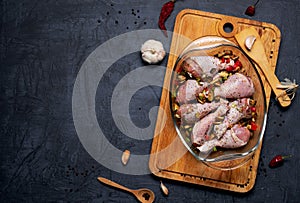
left=141, top=39, right=166, bottom=64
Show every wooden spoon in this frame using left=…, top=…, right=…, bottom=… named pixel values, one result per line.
left=97, top=177, right=155, bottom=203
left=234, top=27, right=291, bottom=107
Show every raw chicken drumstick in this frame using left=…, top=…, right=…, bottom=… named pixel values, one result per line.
left=213, top=98, right=252, bottom=139
left=176, top=80, right=206, bottom=104
left=181, top=58, right=203, bottom=79
left=176, top=72, right=255, bottom=105
left=177, top=101, right=222, bottom=124
left=192, top=103, right=229, bottom=145
left=181, top=56, right=234, bottom=79
left=197, top=124, right=251, bottom=153
left=214, top=73, right=255, bottom=99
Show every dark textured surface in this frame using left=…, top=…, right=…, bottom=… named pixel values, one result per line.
left=1, top=0, right=300, bottom=202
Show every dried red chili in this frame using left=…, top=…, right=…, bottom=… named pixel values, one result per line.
left=158, top=0, right=175, bottom=37
left=245, top=0, right=260, bottom=16
left=269, top=155, right=292, bottom=168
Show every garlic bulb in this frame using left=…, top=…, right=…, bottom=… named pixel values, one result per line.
left=141, top=39, right=166, bottom=64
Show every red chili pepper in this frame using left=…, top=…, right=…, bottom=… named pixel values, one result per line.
left=269, top=155, right=292, bottom=168
left=221, top=57, right=225, bottom=63
left=245, top=0, right=260, bottom=16
left=233, top=60, right=242, bottom=69
left=250, top=106, right=256, bottom=112
left=158, top=0, right=175, bottom=37
left=225, top=66, right=234, bottom=72
left=250, top=121, right=258, bottom=131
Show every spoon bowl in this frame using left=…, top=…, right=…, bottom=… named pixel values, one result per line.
left=97, top=177, right=155, bottom=203
left=134, top=188, right=155, bottom=203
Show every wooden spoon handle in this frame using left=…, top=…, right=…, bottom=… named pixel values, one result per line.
left=256, top=57, right=291, bottom=107
left=234, top=27, right=291, bottom=107
left=98, top=177, right=132, bottom=194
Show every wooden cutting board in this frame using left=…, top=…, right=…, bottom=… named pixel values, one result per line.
left=149, top=9, right=281, bottom=193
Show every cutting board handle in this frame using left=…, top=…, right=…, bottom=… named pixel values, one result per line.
left=218, top=18, right=238, bottom=38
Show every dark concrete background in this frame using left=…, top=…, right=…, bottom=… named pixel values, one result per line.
left=1, top=0, right=300, bottom=202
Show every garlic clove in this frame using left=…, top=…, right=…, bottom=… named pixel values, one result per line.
left=245, top=35, right=256, bottom=50
left=141, top=39, right=166, bottom=64
left=121, top=150, right=130, bottom=165
left=160, top=181, right=169, bottom=196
